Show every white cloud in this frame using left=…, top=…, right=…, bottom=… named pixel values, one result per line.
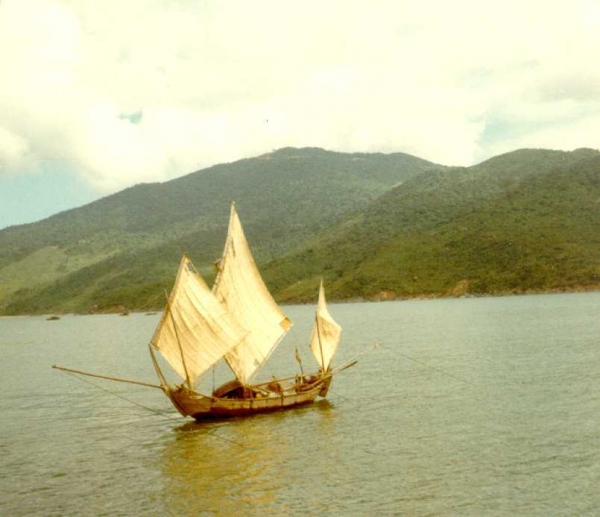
left=0, top=127, right=29, bottom=166
left=0, top=0, right=598, bottom=194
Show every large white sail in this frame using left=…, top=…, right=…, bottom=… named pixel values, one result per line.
left=309, top=280, right=342, bottom=371
left=151, top=255, right=247, bottom=385
left=213, top=204, right=292, bottom=385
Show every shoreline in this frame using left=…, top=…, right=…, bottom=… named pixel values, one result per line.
left=2, top=285, right=598, bottom=318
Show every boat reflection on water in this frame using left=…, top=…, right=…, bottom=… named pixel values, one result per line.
left=158, top=400, right=338, bottom=515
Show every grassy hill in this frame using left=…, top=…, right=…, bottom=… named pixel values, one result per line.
left=0, top=147, right=438, bottom=314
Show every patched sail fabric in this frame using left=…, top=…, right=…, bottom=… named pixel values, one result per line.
left=309, top=281, right=342, bottom=371
left=151, top=255, right=247, bottom=385
left=213, top=204, right=292, bottom=385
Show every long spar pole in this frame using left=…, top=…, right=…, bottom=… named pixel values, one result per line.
left=52, top=365, right=163, bottom=389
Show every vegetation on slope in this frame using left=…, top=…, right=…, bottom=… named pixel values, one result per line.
left=1, top=147, right=598, bottom=314
left=0, top=148, right=437, bottom=314
left=263, top=150, right=600, bottom=301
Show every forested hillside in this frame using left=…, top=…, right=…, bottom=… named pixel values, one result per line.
left=1, top=147, right=598, bottom=315
left=263, top=149, right=600, bottom=301
left=0, top=148, right=438, bottom=314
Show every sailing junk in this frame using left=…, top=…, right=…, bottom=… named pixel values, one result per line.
left=53, top=205, right=344, bottom=419
left=148, top=204, right=342, bottom=419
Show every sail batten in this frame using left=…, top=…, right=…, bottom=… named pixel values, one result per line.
left=151, top=255, right=247, bottom=384
left=213, top=204, right=293, bottom=384
left=309, top=280, right=342, bottom=371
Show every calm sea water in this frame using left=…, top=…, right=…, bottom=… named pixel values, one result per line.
left=1, top=292, right=599, bottom=516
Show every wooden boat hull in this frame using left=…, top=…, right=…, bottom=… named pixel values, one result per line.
left=164, top=376, right=332, bottom=420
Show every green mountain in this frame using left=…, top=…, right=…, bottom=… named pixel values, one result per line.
left=0, top=147, right=438, bottom=314
left=263, top=148, right=600, bottom=301
left=1, top=147, right=598, bottom=315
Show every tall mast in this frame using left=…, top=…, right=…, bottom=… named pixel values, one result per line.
left=164, top=290, right=192, bottom=389
left=309, top=280, right=342, bottom=372
left=213, top=203, right=293, bottom=385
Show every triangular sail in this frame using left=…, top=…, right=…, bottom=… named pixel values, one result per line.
left=213, top=203, right=292, bottom=385
left=309, top=280, right=342, bottom=371
left=151, top=255, right=247, bottom=385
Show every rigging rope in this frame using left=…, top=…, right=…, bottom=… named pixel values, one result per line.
left=391, top=348, right=477, bottom=387
left=62, top=370, right=244, bottom=446
left=331, top=311, right=476, bottom=389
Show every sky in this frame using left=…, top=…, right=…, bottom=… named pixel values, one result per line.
left=1, top=0, right=599, bottom=229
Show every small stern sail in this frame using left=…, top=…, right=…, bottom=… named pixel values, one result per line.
left=309, top=281, right=342, bottom=371
left=151, top=255, right=247, bottom=385
left=213, top=204, right=293, bottom=385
